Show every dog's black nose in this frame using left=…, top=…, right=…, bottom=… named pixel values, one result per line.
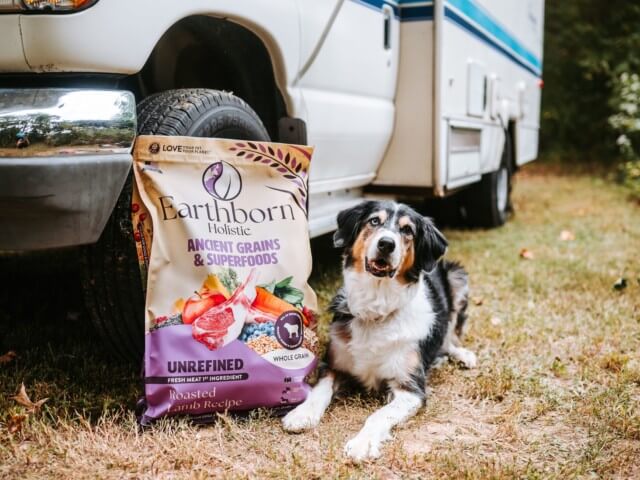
left=377, top=237, right=395, bottom=254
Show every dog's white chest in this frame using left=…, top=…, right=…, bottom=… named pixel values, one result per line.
left=343, top=278, right=436, bottom=390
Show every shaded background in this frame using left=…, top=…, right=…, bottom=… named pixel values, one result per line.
left=541, top=1, right=640, bottom=184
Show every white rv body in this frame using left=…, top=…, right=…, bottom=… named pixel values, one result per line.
left=301, top=0, right=545, bottom=234
left=0, top=0, right=545, bottom=239
left=0, top=0, right=545, bottom=352
left=376, top=0, right=544, bottom=194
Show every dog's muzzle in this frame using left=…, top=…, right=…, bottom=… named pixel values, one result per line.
left=365, top=256, right=396, bottom=278
left=364, top=235, right=399, bottom=277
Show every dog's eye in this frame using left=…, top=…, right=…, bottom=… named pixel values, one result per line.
left=369, top=217, right=381, bottom=226
left=400, top=225, right=414, bottom=236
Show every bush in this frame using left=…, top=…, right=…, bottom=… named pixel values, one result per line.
left=616, top=160, right=640, bottom=198
left=609, top=73, right=640, bottom=157
left=608, top=73, right=640, bottom=197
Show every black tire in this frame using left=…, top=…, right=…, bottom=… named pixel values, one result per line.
left=462, top=132, right=513, bottom=228
left=82, top=89, right=270, bottom=362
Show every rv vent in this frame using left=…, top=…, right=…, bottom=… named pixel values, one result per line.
left=449, top=127, right=481, bottom=153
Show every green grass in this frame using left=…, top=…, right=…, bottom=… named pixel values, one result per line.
left=1, top=164, right=639, bottom=479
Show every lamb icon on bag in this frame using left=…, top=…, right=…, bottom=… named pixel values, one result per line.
left=283, top=323, right=299, bottom=338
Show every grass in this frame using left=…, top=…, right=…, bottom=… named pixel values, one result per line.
left=1, top=164, right=639, bottom=479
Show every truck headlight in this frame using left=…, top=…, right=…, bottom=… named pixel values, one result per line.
left=0, top=0, right=99, bottom=13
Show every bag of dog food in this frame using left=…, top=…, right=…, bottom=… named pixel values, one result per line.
left=132, top=135, right=318, bottom=424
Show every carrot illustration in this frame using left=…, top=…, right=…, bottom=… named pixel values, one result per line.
left=254, top=287, right=294, bottom=314
left=254, top=287, right=309, bottom=326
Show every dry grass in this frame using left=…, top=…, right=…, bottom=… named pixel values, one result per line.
left=1, top=164, right=639, bottom=479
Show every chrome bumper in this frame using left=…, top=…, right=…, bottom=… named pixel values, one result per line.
left=0, top=89, right=136, bottom=250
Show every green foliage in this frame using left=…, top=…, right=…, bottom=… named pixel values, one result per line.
left=617, top=160, right=640, bottom=198
left=260, top=276, right=305, bottom=307
left=609, top=73, right=640, bottom=157
left=217, top=268, right=240, bottom=293
left=608, top=73, right=640, bottom=196
left=541, top=1, right=640, bottom=160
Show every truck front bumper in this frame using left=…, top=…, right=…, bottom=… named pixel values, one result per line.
left=0, top=89, right=136, bottom=250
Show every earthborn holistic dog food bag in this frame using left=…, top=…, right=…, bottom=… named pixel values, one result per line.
left=132, top=135, right=318, bottom=424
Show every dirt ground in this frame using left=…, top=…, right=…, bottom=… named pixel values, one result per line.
left=1, top=164, right=639, bottom=479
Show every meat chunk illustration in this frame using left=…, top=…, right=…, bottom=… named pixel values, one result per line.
left=192, top=270, right=258, bottom=349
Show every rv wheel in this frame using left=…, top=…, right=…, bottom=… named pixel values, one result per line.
left=463, top=134, right=513, bottom=228
left=81, top=89, right=269, bottom=362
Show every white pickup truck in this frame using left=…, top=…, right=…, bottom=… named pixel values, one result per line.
left=0, top=0, right=544, bottom=359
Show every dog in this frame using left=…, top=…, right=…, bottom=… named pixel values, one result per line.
left=282, top=200, right=477, bottom=461
left=283, top=322, right=299, bottom=338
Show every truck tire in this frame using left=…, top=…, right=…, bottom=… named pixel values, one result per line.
left=82, top=89, right=270, bottom=362
left=462, top=133, right=513, bottom=228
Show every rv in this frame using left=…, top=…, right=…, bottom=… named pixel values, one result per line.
left=0, top=0, right=545, bottom=357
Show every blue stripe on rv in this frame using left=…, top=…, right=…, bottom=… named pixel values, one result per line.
left=444, top=6, right=541, bottom=77
left=446, top=0, right=541, bottom=74
left=400, top=5, right=434, bottom=22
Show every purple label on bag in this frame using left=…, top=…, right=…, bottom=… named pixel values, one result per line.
left=142, top=325, right=316, bottom=421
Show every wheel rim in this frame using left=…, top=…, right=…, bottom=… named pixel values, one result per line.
left=496, top=167, right=509, bottom=213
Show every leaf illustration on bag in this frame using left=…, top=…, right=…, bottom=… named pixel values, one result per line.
left=230, top=143, right=310, bottom=216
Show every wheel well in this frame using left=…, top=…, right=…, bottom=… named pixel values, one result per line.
left=135, top=16, right=287, bottom=140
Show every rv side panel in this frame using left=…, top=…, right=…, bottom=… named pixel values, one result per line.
left=437, top=0, right=544, bottom=191
left=374, top=2, right=435, bottom=188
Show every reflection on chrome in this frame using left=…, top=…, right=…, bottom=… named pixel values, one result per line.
left=0, top=89, right=136, bottom=157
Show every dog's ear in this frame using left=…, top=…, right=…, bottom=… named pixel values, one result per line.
left=413, top=216, right=448, bottom=274
left=333, top=201, right=375, bottom=249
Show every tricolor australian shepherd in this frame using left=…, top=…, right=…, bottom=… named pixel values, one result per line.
left=282, top=200, right=477, bottom=461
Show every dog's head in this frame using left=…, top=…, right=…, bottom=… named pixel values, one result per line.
left=333, top=200, right=448, bottom=283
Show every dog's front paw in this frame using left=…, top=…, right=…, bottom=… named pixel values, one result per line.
left=282, top=404, right=320, bottom=433
left=344, top=432, right=387, bottom=462
left=457, top=348, right=477, bottom=369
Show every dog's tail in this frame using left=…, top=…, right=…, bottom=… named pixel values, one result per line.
left=442, top=260, right=470, bottom=338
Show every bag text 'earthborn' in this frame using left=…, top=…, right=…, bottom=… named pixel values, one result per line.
left=132, top=135, right=318, bottom=423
